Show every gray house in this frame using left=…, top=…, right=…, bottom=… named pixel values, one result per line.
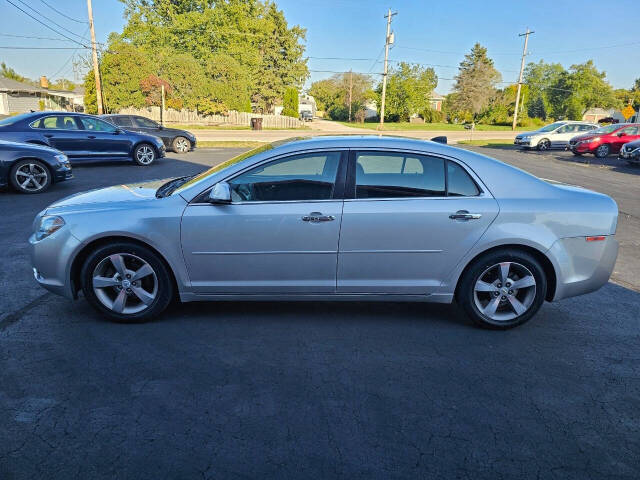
left=0, top=76, right=84, bottom=115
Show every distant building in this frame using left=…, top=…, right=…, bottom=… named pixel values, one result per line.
left=583, top=107, right=639, bottom=123
left=0, top=76, right=84, bottom=115
left=429, top=91, right=445, bottom=112
left=298, top=93, right=316, bottom=116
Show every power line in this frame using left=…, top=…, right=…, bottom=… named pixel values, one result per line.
left=38, top=0, right=87, bottom=24
left=4, top=0, right=88, bottom=47
left=395, top=45, right=521, bottom=56
left=49, top=26, right=91, bottom=79
left=0, top=33, right=76, bottom=42
left=14, top=0, right=87, bottom=40
left=0, top=46, right=89, bottom=49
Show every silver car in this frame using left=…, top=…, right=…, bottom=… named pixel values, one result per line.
left=514, top=121, right=598, bottom=150
left=29, top=136, right=619, bottom=329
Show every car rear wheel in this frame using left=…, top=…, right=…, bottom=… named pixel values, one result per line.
left=133, top=143, right=156, bottom=166
left=536, top=139, right=551, bottom=151
left=81, top=242, right=174, bottom=323
left=457, top=249, right=547, bottom=329
left=10, top=159, right=51, bottom=194
left=172, top=136, right=191, bottom=153
left=595, top=144, right=610, bottom=158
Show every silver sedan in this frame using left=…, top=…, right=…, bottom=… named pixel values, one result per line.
left=29, top=136, right=619, bottom=329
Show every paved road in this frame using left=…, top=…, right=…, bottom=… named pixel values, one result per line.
left=1, top=147, right=638, bottom=479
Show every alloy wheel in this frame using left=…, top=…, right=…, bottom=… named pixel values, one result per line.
left=473, top=261, right=537, bottom=322
left=92, top=253, right=157, bottom=314
left=538, top=140, right=550, bottom=151
left=136, top=145, right=155, bottom=164
left=175, top=137, right=190, bottom=153
left=15, top=163, right=48, bottom=192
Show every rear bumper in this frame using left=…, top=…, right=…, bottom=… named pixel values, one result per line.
left=549, top=235, right=618, bottom=301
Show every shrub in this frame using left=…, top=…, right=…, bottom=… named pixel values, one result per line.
left=282, top=87, right=299, bottom=117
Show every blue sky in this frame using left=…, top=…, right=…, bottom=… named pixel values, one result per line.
left=1, top=0, right=638, bottom=93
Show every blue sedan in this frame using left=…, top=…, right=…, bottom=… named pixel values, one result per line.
left=0, top=112, right=166, bottom=166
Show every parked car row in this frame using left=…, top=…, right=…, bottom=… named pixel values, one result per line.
left=515, top=120, right=640, bottom=162
left=0, top=111, right=196, bottom=194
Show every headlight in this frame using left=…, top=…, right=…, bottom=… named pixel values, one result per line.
left=522, top=135, right=531, bottom=139
left=54, top=153, right=69, bottom=164
left=35, top=216, right=65, bottom=241
left=592, top=137, right=600, bottom=142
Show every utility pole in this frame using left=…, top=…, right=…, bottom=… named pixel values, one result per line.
left=87, top=0, right=103, bottom=114
left=379, top=8, right=396, bottom=130
left=161, top=84, right=166, bottom=126
left=512, top=28, right=534, bottom=130
left=348, top=69, right=353, bottom=122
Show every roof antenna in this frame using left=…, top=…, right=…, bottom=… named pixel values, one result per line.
left=431, top=136, right=447, bottom=144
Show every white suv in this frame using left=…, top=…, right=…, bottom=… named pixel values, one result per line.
left=514, top=121, right=598, bottom=151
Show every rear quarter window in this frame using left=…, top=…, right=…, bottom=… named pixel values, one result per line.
left=447, top=161, right=480, bottom=197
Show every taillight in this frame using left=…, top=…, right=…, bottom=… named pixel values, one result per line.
left=585, top=236, right=606, bottom=242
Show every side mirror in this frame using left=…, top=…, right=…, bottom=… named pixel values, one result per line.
left=618, top=132, right=626, bottom=137
left=114, top=128, right=123, bottom=135
left=208, top=182, right=231, bottom=204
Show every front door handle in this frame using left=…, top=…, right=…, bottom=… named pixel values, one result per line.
left=44, top=134, right=54, bottom=138
left=87, top=135, right=96, bottom=139
left=449, top=210, right=482, bottom=220
left=302, top=212, right=335, bottom=223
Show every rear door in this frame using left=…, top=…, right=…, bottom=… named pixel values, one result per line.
left=30, top=115, right=85, bottom=157
left=337, top=150, right=499, bottom=294
left=131, top=116, right=169, bottom=147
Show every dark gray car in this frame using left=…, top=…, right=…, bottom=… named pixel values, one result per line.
left=103, top=114, right=197, bottom=153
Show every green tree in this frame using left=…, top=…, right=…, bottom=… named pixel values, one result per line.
left=0, top=62, right=30, bottom=83
left=118, top=0, right=308, bottom=112
left=376, top=62, right=437, bottom=122
left=309, top=73, right=374, bottom=121
left=450, top=43, right=501, bottom=120
left=523, top=60, right=565, bottom=120
left=547, top=60, right=619, bottom=120
left=308, top=78, right=341, bottom=112
left=282, top=87, right=299, bottom=117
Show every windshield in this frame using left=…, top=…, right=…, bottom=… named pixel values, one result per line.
left=592, top=125, right=619, bottom=134
left=538, top=122, right=565, bottom=133
left=0, top=113, right=32, bottom=127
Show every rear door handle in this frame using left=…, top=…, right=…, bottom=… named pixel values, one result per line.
left=44, top=134, right=54, bottom=138
left=449, top=210, right=482, bottom=220
left=302, top=212, right=335, bottom=223
left=87, top=135, right=96, bottom=139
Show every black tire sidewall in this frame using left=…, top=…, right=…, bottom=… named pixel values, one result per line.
left=10, top=159, right=51, bottom=194
left=80, top=242, right=174, bottom=323
left=172, top=136, right=190, bottom=153
left=537, top=139, right=550, bottom=151
left=133, top=143, right=156, bottom=166
left=457, top=249, right=547, bottom=330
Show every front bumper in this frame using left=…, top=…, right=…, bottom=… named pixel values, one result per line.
left=53, top=163, right=73, bottom=183
left=158, top=144, right=166, bottom=158
left=570, top=142, right=597, bottom=154
left=29, top=227, right=81, bottom=299
left=514, top=138, right=532, bottom=146
left=549, top=235, right=618, bottom=301
left=618, top=150, right=640, bottom=163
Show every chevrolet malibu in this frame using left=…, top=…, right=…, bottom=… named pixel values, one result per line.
left=29, top=136, right=619, bottom=329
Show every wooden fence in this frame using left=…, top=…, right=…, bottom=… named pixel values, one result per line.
left=117, top=106, right=304, bottom=128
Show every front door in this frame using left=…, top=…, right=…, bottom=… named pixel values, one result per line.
left=77, top=116, right=131, bottom=158
left=181, top=151, right=346, bottom=294
left=551, top=124, right=579, bottom=147
left=337, top=151, right=499, bottom=294
left=611, top=125, right=640, bottom=153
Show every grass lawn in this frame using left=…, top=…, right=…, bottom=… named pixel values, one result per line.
left=197, top=140, right=265, bottom=148
left=170, top=124, right=309, bottom=131
left=339, top=121, right=529, bottom=132
left=457, top=139, right=516, bottom=147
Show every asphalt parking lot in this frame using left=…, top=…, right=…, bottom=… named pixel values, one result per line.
left=1, top=147, right=639, bottom=479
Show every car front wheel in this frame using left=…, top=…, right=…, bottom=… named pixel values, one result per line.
left=595, top=144, right=610, bottom=158
left=10, top=159, right=51, bottom=194
left=536, top=139, right=551, bottom=151
left=172, top=136, right=191, bottom=153
left=133, top=143, right=156, bottom=166
left=457, top=249, right=547, bottom=329
left=81, top=242, right=174, bottom=323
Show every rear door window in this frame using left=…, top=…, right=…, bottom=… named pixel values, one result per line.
left=32, top=115, right=79, bottom=130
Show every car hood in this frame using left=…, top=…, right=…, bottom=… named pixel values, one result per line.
left=622, top=139, right=640, bottom=148
left=571, top=132, right=602, bottom=142
left=45, top=178, right=174, bottom=213
left=516, top=130, right=541, bottom=137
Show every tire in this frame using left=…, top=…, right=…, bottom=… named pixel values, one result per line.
left=133, top=143, right=156, bottom=166
left=536, top=139, right=551, bottom=151
left=9, top=159, right=51, bottom=194
left=595, top=144, right=610, bottom=158
left=172, top=136, right=191, bottom=154
left=81, top=242, right=174, bottom=323
left=456, top=249, right=547, bottom=330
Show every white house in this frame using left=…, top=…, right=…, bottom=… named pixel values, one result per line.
left=0, top=76, right=84, bottom=115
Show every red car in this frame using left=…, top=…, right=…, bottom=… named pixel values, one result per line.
left=569, top=123, right=640, bottom=158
